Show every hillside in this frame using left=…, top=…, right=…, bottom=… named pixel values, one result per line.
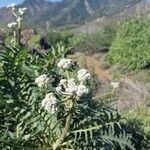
left=0, top=0, right=142, bottom=27
left=73, top=0, right=150, bottom=34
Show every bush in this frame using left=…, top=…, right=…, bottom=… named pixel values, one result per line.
left=87, top=24, right=117, bottom=52
left=105, top=19, right=150, bottom=70
left=28, top=34, right=41, bottom=49
left=44, top=30, right=73, bottom=47
left=124, top=107, right=150, bottom=150
left=72, top=24, right=117, bottom=54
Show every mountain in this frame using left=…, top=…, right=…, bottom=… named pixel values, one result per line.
left=0, top=0, right=144, bottom=27
left=73, top=0, right=150, bottom=34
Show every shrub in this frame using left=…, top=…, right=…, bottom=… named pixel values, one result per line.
left=44, top=30, right=73, bottom=47
left=28, top=34, right=41, bottom=50
left=105, top=19, right=150, bottom=70
left=124, top=107, right=150, bottom=150
left=87, top=24, right=117, bottom=52
left=72, top=24, right=117, bottom=54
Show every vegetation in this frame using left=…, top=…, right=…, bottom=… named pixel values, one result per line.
left=70, top=24, right=117, bottom=54
left=0, top=4, right=139, bottom=150
left=86, top=24, right=117, bottom=52
left=105, top=19, right=150, bottom=70
left=0, top=3, right=150, bottom=150
left=44, top=30, right=73, bottom=47
left=0, top=0, right=142, bottom=27
left=124, top=107, right=150, bottom=150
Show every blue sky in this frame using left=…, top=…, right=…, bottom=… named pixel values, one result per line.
left=0, top=0, right=61, bottom=8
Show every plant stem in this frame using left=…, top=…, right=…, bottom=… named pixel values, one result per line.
left=65, top=70, right=69, bottom=80
left=53, top=113, right=72, bottom=150
left=92, top=91, right=113, bottom=100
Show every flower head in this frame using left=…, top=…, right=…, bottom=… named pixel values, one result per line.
left=35, top=74, right=50, bottom=88
left=56, top=86, right=62, bottom=93
left=7, top=22, right=17, bottom=28
left=42, top=93, right=58, bottom=114
left=111, top=82, right=119, bottom=89
left=57, top=58, right=74, bottom=69
left=59, top=79, right=67, bottom=86
left=76, top=84, right=89, bottom=97
left=56, top=77, right=89, bottom=97
left=77, top=69, right=91, bottom=82
left=65, top=78, right=78, bottom=95
left=18, top=7, right=28, bottom=15
left=7, top=3, right=16, bottom=9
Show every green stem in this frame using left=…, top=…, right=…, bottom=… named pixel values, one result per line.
left=13, top=31, right=17, bottom=46
left=65, top=70, right=69, bottom=80
left=92, top=91, right=114, bottom=100
left=53, top=113, right=72, bottom=150
left=17, top=19, right=21, bottom=46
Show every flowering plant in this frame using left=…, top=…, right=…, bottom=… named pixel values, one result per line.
left=0, top=4, right=135, bottom=150
left=7, top=3, right=27, bottom=46
left=33, top=57, right=135, bottom=150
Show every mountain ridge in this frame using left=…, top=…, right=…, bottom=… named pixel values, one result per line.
left=0, top=0, right=144, bottom=27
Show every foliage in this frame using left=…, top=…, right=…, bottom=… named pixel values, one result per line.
left=71, top=24, right=117, bottom=54
left=105, top=19, right=150, bottom=70
left=86, top=24, right=117, bottom=52
left=0, top=43, right=136, bottom=150
left=28, top=34, right=41, bottom=50
left=124, top=107, right=150, bottom=150
left=44, top=30, right=74, bottom=47
left=0, top=44, right=70, bottom=149
left=0, top=5, right=136, bottom=150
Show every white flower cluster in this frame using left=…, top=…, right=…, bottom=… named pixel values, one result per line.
left=76, top=84, right=89, bottom=97
left=7, top=3, right=27, bottom=15
left=111, top=82, right=119, bottom=89
left=77, top=69, right=91, bottom=82
left=35, top=74, right=50, bottom=88
left=55, top=68, right=91, bottom=97
left=57, top=58, right=74, bottom=69
left=65, top=78, right=78, bottom=95
left=7, top=3, right=16, bottom=9
left=7, top=3, right=28, bottom=29
left=7, top=22, right=17, bottom=28
left=18, top=7, right=28, bottom=16
left=56, top=59, right=91, bottom=97
left=56, top=77, right=89, bottom=97
left=35, top=58, right=91, bottom=114
left=41, top=93, right=58, bottom=114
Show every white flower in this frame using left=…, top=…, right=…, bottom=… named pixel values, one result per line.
left=35, top=74, right=50, bottom=88
left=77, top=69, right=91, bottom=82
left=18, top=7, right=28, bottom=15
left=59, top=79, right=67, bottom=86
left=68, top=78, right=76, bottom=86
left=7, top=3, right=16, bottom=8
left=76, top=84, right=89, bottom=97
left=41, top=93, right=58, bottom=114
left=111, top=82, right=119, bottom=89
left=57, top=58, right=74, bottom=69
left=16, top=17, right=23, bottom=23
left=7, top=22, right=17, bottom=28
left=56, top=86, right=62, bottom=93
left=65, top=78, right=78, bottom=95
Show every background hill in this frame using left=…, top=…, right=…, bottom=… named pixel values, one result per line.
left=0, top=0, right=143, bottom=28
left=73, top=0, right=150, bottom=34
